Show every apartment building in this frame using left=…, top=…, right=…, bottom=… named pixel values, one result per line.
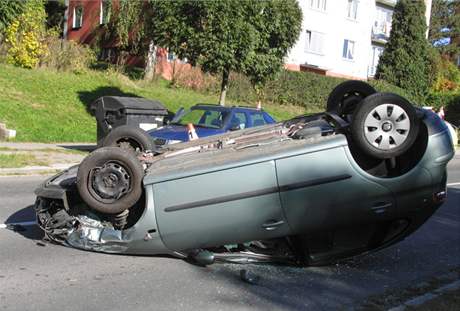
left=285, top=0, right=432, bottom=79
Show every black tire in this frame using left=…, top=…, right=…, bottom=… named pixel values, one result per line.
left=76, top=147, right=144, bottom=214
left=351, top=93, right=419, bottom=159
left=102, top=125, right=155, bottom=152
left=327, top=80, right=377, bottom=118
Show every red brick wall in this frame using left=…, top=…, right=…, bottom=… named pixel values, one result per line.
left=65, top=0, right=193, bottom=79
left=67, top=0, right=103, bottom=46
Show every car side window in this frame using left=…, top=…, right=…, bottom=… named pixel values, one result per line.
left=200, top=111, right=221, bottom=127
left=250, top=112, right=267, bottom=127
left=231, top=112, right=247, bottom=130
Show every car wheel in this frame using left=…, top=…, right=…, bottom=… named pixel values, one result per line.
left=102, top=125, right=155, bottom=152
left=76, top=147, right=144, bottom=214
left=327, top=80, right=377, bottom=118
left=351, top=93, right=420, bottom=159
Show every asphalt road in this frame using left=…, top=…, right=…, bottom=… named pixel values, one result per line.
left=1, top=154, right=459, bottom=311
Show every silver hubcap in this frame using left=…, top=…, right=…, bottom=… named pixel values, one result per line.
left=364, top=104, right=410, bottom=150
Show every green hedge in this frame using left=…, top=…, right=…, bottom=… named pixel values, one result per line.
left=225, top=70, right=418, bottom=110
left=428, top=91, right=460, bottom=125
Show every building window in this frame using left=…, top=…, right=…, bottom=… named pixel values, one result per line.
left=73, top=6, right=83, bottom=29
left=347, top=0, right=358, bottom=20
left=368, top=45, right=384, bottom=76
left=309, top=0, right=327, bottom=11
left=373, top=6, right=393, bottom=39
left=342, top=39, right=355, bottom=60
left=305, top=30, right=325, bottom=54
left=100, top=0, right=110, bottom=25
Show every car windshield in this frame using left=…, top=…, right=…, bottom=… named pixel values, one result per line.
left=171, top=108, right=228, bottom=129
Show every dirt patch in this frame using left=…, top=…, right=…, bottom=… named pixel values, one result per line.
left=0, top=149, right=87, bottom=168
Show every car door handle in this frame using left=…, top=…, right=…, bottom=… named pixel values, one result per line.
left=262, top=220, right=285, bottom=230
left=371, top=202, right=393, bottom=214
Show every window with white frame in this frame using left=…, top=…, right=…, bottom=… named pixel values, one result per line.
left=309, top=0, right=327, bottom=11
left=347, top=0, right=359, bottom=20
left=73, top=6, right=83, bottom=29
left=369, top=45, right=384, bottom=76
left=305, top=30, right=325, bottom=54
left=373, top=6, right=393, bottom=38
left=342, top=39, right=355, bottom=60
left=100, top=0, right=110, bottom=25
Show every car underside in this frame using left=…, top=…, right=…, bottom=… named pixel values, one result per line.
left=34, top=84, right=455, bottom=266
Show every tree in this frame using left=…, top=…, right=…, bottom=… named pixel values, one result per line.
left=104, top=0, right=155, bottom=78
left=429, top=0, right=460, bottom=58
left=376, top=0, right=431, bottom=100
left=44, top=0, right=67, bottom=33
left=242, top=0, right=302, bottom=103
left=150, top=0, right=302, bottom=105
left=0, top=1, right=25, bottom=34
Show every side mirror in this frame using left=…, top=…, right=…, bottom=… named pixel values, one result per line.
left=171, top=107, right=185, bottom=123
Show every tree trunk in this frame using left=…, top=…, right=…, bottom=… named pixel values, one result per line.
left=219, top=68, right=229, bottom=106
left=144, top=41, right=157, bottom=81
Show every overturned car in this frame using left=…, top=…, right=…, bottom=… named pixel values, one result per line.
left=34, top=81, right=454, bottom=266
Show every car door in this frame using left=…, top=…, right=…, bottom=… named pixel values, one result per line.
left=152, top=161, right=290, bottom=251
left=276, top=146, right=396, bottom=234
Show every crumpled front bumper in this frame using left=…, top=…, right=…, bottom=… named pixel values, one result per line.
left=34, top=167, right=179, bottom=257
left=34, top=165, right=79, bottom=202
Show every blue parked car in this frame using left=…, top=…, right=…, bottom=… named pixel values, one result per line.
left=101, top=104, right=276, bottom=151
left=149, top=104, right=276, bottom=146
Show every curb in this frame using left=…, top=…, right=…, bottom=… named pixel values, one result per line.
left=0, top=163, right=78, bottom=176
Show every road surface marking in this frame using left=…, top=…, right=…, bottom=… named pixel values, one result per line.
left=0, top=221, right=37, bottom=229
left=447, top=182, right=460, bottom=186
left=388, top=279, right=460, bottom=311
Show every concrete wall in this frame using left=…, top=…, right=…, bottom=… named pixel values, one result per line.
left=286, top=0, right=433, bottom=79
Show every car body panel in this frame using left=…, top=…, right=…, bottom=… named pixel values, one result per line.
left=148, top=124, right=225, bottom=142
left=153, top=161, right=290, bottom=250
left=276, top=146, right=396, bottom=234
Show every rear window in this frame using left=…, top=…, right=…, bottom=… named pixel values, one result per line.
left=250, top=112, right=267, bottom=127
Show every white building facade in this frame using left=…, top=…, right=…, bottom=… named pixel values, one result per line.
left=286, top=0, right=432, bottom=80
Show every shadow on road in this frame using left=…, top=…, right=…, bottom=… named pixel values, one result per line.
left=57, top=144, right=96, bottom=152
left=188, top=187, right=460, bottom=310
left=5, top=205, right=43, bottom=240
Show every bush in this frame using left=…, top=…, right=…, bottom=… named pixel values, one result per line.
left=227, top=70, right=418, bottom=110
left=41, top=33, right=96, bottom=73
left=170, top=63, right=218, bottom=91
left=431, top=57, right=460, bottom=93
left=174, top=67, right=421, bottom=111
left=4, top=0, right=47, bottom=68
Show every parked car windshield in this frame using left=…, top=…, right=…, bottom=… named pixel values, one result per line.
left=171, top=108, right=229, bottom=129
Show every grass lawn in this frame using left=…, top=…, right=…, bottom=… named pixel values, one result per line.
left=0, top=64, right=308, bottom=143
left=0, top=153, right=49, bottom=168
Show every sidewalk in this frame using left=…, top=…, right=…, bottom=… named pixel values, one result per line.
left=0, top=142, right=95, bottom=176
left=0, top=142, right=95, bottom=151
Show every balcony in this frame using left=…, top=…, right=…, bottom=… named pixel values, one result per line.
left=376, top=0, right=397, bottom=7
left=372, top=21, right=392, bottom=43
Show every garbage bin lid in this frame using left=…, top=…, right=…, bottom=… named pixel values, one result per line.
left=91, top=96, right=168, bottom=113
